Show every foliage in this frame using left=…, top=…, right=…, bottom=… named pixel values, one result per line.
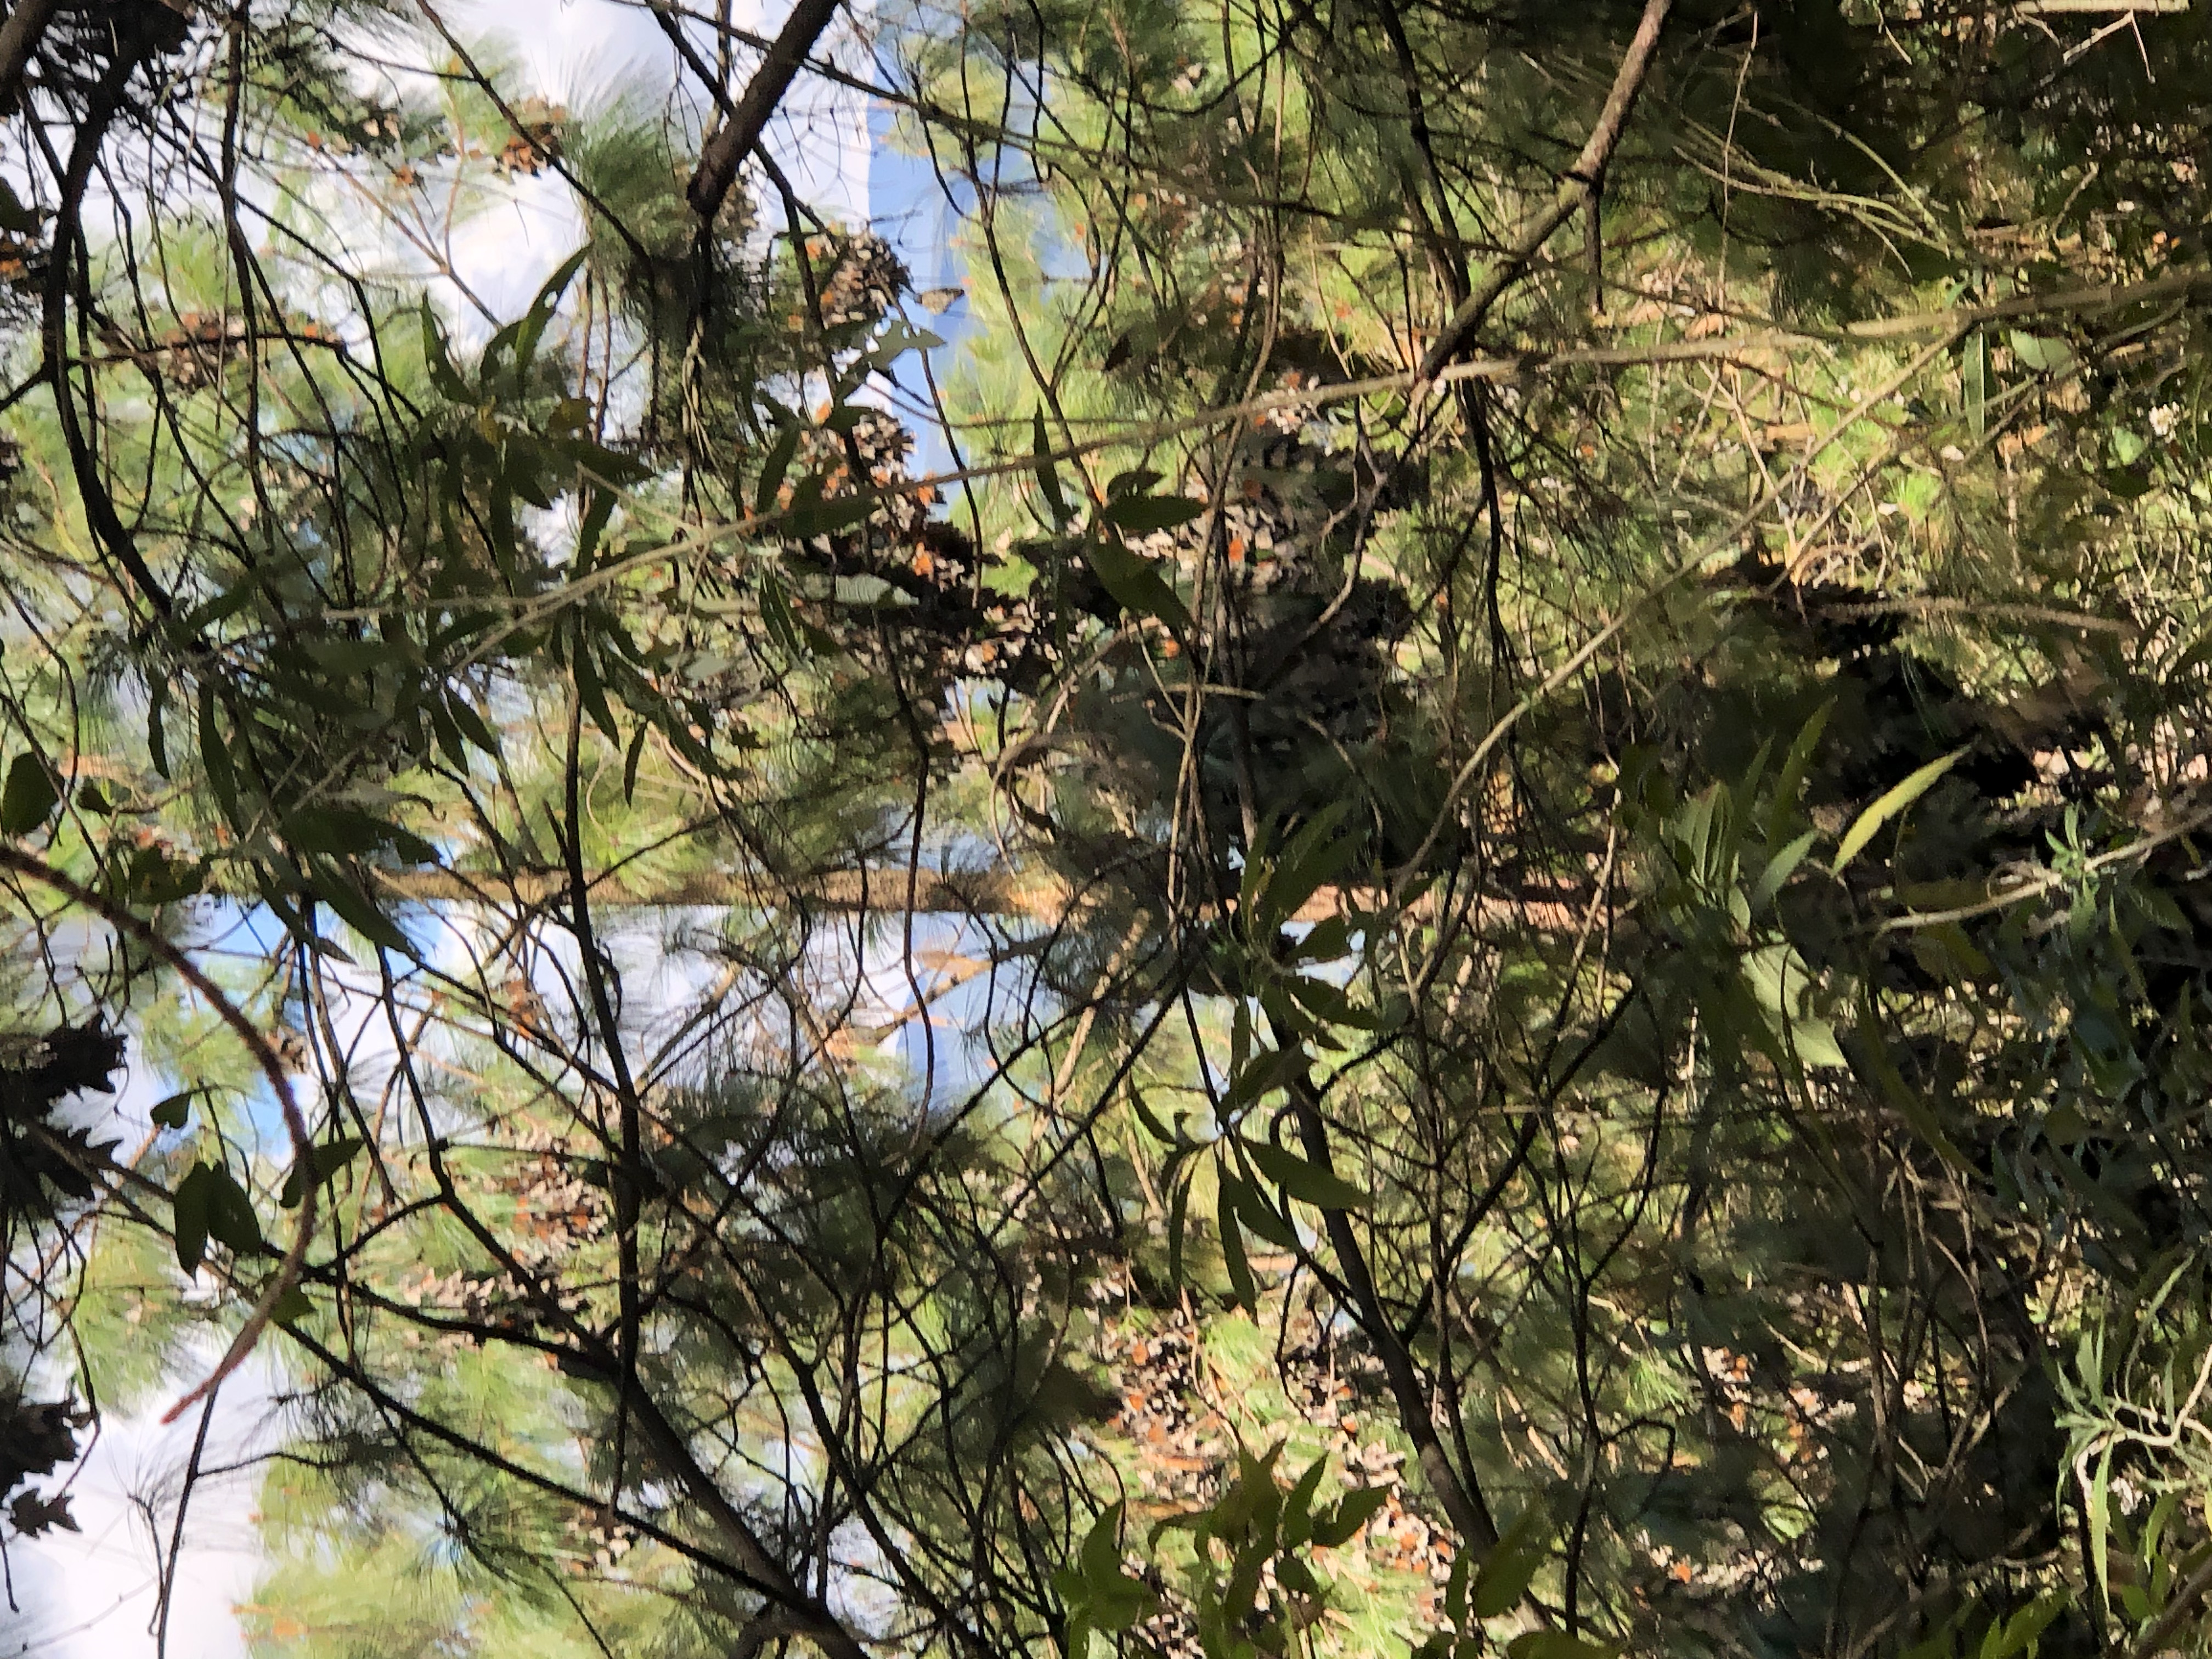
left=5, top=2, right=2212, bottom=1658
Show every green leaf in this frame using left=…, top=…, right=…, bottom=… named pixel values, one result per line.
left=149, top=1091, right=196, bottom=1131
left=1218, top=1181, right=1257, bottom=1308
left=172, top=1160, right=261, bottom=1274
left=269, top=1285, right=317, bottom=1327
left=1098, top=494, right=1206, bottom=533
left=420, top=303, right=474, bottom=404
left=0, top=179, right=40, bottom=235
left=447, top=695, right=500, bottom=756
left=509, top=247, right=588, bottom=380
left=0, top=753, right=59, bottom=837
left=2087, top=1441, right=2114, bottom=1608
left=1766, top=699, right=1833, bottom=843
left=1080, top=1501, right=1124, bottom=1589
left=1220, top=1047, right=1307, bottom=1118
left=623, top=720, right=650, bottom=804
left=1246, top=1139, right=1370, bottom=1211
left=1278, top=1457, right=1329, bottom=1550
left=1288, top=915, right=1352, bottom=966
left=785, top=494, right=874, bottom=540
left=428, top=697, right=470, bottom=769
left=205, top=1163, right=262, bottom=1255
left=2008, top=330, right=2072, bottom=373
left=177, top=575, right=263, bottom=635
left=1750, top=828, right=1819, bottom=913
left=572, top=627, right=621, bottom=746
left=753, top=425, right=801, bottom=518
left=1282, top=973, right=1367, bottom=1037
left=574, top=482, right=618, bottom=571
left=1470, top=1507, right=1554, bottom=1617
left=1852, top=997, right=1970, bottom=1170
left=1506, top=1635, right=1620, bottom=1659
left=196, top=685, right=242, bottom=827
left=1832, top=748, right=1965, bottom=874
left=146, top=673, right=171, bottom=778
left=1032, top=410, right=1070, bottom=525
left=1167, top=1163, right=1194, bottom=1288
left=1223, top=1167, right=1300, bottom=1250
left=1107, top=468, right=1165, bottom=501
left=1128, top=1087, right=1178, bottom=1146
left=759, top=571, right=809, bottom=658
left=280, top=1137, right=365, bottom=1209
left=1086, top=538, right=1189, bottom=630
left=313, top=870, right=414, bottom=957
left=1444, top=1541, right=1473, bottom=1628
left=1984, top=1592, right=2070, bottom=1659
left=172, top=1163, right=213, bottom=1274
left=1310, top=1484, right=1389, bottom=1548
left=1261, top=804, right=1356, bottom=928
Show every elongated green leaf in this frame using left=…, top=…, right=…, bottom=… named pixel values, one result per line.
left=1167, top=1163, right=1194, bottom=1288
left=196, top=686, right=244, bottom=827
left=574, top=483, right=618, bottom=571
left=174, top=1160, right=260, bottom=1273
left=2009, top=330, right=2072, bottom=373
left=1750, top=828, right=1819, bottom=912
left=428, top=696, right=470, bottom=769
left=314, top=870, right=414, bottom=957
left=1218, top=1180, right=1257, bottom=1308
left=1221, top=1047, right=1307, bottom=1118
left=1767, top=699, right=1833, bottom=842
left=205, top=1162, right=262, bottom=1255
left=755, top=424, right=800, bottom=516
left=1032, top=409, right=1070, bottom=524
left=1279, top=1458, right=1329, bottom=1550
left=572, top=627, right=620, bottom=746
left=1223, top=1167, right=1300, bottom=1249
left=420, top=303, right=473, bottom=404
left=759, top=571, right=809, bottom=658
left=785, top=495, right=874, bottom=540
left=1262, top=803, right=1356, bottom=928
left=446, top=695, right=500, bottom=756
left=172, top=1163, right=212, bottom=1274
left=623, top=720, right=650, bottom=804
left=146, top=673, right=171, bottom=779
left=1853, top=998, right=1969, bottom=1169
left=269, top=1285, right=317, bottom=1327
left=509, top=247, right=588, bottom=380
left=1247, top=1139, right=1370, bottom=1211
left=1080, top=1502, right=1122, bottom=1588
left=1832, top=748, right=1965, bottom=874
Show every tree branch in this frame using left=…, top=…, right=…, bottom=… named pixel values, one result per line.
left=685, top=0, right=843, bottom=222
left=1415, top=0, right=1675, bottom=380
left=0, top=843, right=316, bottom=1424
left=0, top=0, right=60, bottom=116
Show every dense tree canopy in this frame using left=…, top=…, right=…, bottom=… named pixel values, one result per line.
left=3, top=0, right=2212, bottom=1655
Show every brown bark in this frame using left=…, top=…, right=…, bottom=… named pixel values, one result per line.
left=685, top=0, right=843, bottom=222
left=0, top=0, right=60, bottom=116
